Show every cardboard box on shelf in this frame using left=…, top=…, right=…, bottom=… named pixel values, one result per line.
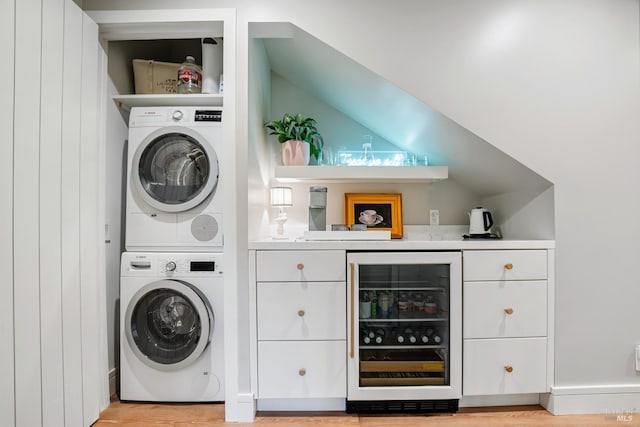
left=132, top=59, right=180, bottom=94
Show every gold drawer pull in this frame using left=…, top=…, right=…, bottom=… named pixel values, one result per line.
left=297, top=263, right=304, bottom=270
left=298, top=309, right=305, bottom=317
left=504, top=263, right=513, bottom=270
left=505, top=365, right=513, bottom=373
left=504, top=308, right=514, bottom=315
left=298, top=368, right=306, bottom=376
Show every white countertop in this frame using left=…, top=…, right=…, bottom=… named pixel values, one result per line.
left=249, top=226, right=555, bottom=251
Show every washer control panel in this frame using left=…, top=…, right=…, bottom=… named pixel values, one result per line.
left=122, top=252, right=223, bottom=276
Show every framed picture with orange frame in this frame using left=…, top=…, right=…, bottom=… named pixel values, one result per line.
left=344, top=193, right=403, bottom=239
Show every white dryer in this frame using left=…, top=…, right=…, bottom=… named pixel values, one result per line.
left=120, top=252, right=224, bottom=402
left=126, top=107, right=223, bottom=252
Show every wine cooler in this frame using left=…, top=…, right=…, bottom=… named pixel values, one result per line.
left=346, top=251, right=462, bottom=413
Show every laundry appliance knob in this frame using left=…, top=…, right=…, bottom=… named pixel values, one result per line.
left=172, top=110, right=184, bottom=121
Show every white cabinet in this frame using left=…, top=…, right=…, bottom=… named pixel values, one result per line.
left=463, top=281, right=547, bottom=338
left=463, top=338, right=547, bottom=395
left=462, top=250, right=553, bottom=396
left=257, top=282, right=345, bottom=341
left=254, top=250, right=347, bottom=402
left=463, top=250, right=547, bottom=281
left=256, top=250, right=345, bottom=282
left=257, top=341, right=346, bottom=398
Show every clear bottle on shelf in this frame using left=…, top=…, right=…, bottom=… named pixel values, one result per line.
left=362, top=143, right=374, bottom=165
left=177, top=55, right=202, bottom=94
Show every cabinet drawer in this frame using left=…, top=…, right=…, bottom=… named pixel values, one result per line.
left=258, top=341, right=346, bottom=399
left=463, top=338, right=547, bottom=396
left=463, top=250, right=547, bottom=281
left=256, top=250, right=345, bottom=282
left=258, top=282, right=346, bottom=341
left=463, top=281, right=547, bottom=339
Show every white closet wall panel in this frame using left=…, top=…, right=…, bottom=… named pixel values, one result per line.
left=4, top=0, right=105, bottom=425
left=40, top=0, right=66, bottom=425
left=61, top=1, right=86, bottom=426
left=0, top=0, right=15, bottom=425
left=14, top=0, right=43, bottom=425
left=80, top=13, right=103, bottom=426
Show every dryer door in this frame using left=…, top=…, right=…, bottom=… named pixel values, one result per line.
left=125, top=279, right=214, bottom=371
left=132, top=126, right=220, bottom=213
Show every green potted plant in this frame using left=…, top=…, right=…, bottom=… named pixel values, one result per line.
left=265, top=113, right=324, bottom=165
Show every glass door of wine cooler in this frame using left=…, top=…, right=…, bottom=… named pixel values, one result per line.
left=347, top=251, right=462, bottom=401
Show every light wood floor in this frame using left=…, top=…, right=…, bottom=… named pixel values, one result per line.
left=95, top=399, right=640, bottom=426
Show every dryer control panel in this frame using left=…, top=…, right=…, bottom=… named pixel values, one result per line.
left=195, top=110, right=222, bottom=122
left=121, top=252, right=224, bottom=276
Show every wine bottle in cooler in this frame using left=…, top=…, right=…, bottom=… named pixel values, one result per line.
left=403, top=327, right=417, bottom=344
left=370, top=290, right=378, bottom=318
left=418, top=329, right=430, bottom=344
left=424, top=328, right=442, bottom=344
left=361, top=329, right=372, bottom=345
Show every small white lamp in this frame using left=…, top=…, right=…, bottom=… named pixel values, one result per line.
left=270, top=186, right=293, bottom=239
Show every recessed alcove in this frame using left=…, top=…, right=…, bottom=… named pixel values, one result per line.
left=248, top=22, right=554, bottom=240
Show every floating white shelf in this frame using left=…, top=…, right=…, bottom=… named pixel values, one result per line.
left=274, top=165, right=448, bottom=183
left=113, top=94, right=223, bottom=110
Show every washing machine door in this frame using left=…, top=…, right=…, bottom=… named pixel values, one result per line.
left=133, top=126, right=220, bottom=213
left=125, top=279, right=214, bottom=371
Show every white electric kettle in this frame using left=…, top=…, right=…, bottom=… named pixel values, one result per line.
left=468, top=207, right=494, bottom=235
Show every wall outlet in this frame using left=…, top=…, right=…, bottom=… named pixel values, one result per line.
left=429, top=209, right=440, bottom=225
left=635, top=345, right=640, bottom=372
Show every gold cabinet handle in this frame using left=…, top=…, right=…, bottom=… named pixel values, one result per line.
left=504, top=308, right=514, bottom=315
left=298, top=368, right=306, bottom=376
left=504, top=263, right=513, bottom=270
left=505, top=365, right=513, bottom=373
left=298, top=309, right=305, bottom=317
left=349, top=262, right=355, bottom=359
left=297, top=263, right=304, bottom=270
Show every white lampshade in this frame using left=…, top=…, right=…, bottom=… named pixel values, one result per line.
left=270, top=187, right=293, bottom=207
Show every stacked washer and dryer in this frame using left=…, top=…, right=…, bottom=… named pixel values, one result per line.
left=120, top=107, right=225, bottom=402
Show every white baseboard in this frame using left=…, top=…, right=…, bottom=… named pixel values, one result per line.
left=460, top=393, right=540, bottom=408
left=109, top=368, right=117, bottom=398
left=545, top=385, right=640, bottom=415
left=257, top=398, right=346, bottom=412
left=226, top=393, right=256, bottom=423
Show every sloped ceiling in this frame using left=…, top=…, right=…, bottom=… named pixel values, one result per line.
left=253, top=23, right=552, bottom=198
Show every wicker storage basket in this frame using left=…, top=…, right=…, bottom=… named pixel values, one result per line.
left=132, top=59, right=180, bottom=94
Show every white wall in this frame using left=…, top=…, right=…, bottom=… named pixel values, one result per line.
left=265, top=72, right=481, bottom=236
left=270, top=73, right=400, bottom=163
left=85, top=0, right=640, bottom=413
left=0, top=0, right=16, bottom=423
left=483, top=186, right=555, bottom=240
left=247, top=38, right=274, bottom=243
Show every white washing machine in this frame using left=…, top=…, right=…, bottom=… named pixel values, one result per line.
left=120, top=252, right=224, bottom=402
left=126, top=106, right=223, bottom=252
